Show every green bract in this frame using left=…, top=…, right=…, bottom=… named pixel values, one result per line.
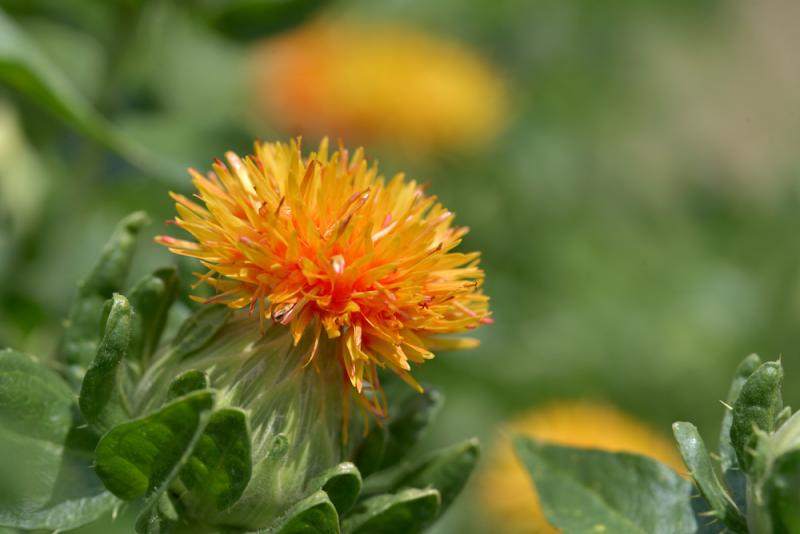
left=0, top=214, right=480, bottom=533
left=514, top=354, right=800, bottom=534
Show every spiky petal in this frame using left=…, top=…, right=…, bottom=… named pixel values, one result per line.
left=157, top=139, right=490, bottom=414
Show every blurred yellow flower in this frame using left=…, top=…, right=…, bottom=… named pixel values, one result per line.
left=156, top=139, right=490, bottom=417
left=251, top=22, right=507, bottom=151
left=478, top=401, right=684, bottom=534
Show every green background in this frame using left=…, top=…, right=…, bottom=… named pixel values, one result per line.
left=1, top=0, right=799, bottom=532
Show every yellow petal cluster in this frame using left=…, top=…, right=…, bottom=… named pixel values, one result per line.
left=157, top=139, right=490, bottom=414
left=252, top=22, right=507, bottom=151
left=477, top=401, right=684, bottom=534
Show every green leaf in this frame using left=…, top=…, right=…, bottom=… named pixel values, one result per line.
left=773, top=411, right=800, bottom=458
left=180, top=408, right=252, bottom=511
left=393, top=438, right=479, bottom=513
left=342, top=488, right=440, bottom=534
left=135, top=490, right=180, bottom=534
left=354, top=424, right=387, bottom=478
left=95, top=390, right=215, bottom=501
left=79, top=293, right=132, bottom=433
left=730, top=360, right=784, bottom=473
left=0, top=8, right=106, bottom=136
left=672, top=422, right=746, bottom=533
left=311, top=463, right=362, bottom=515
left=167, top=369, right=209, bottom=401
left=0, top=426, right=65, bottom=513
left=0, top=491, right=118, bottom=531
left=170, top=304, right=232, bottom=360
left=513, top=437, right=701, bottom=534
left=765, top=449, right=800, bottom=534
left=776, top=406, right=793, bottom=428
left=362, top=438, right=480, bottom=516
left=720, top=354, right=762, bottom=510
left=379, top=387, right=443, bottom=470
left=0, top=350, right=118, bottom=530
left=59, top=212, right=148, bottom=373
left=0, top=10, right=180, bottom=177
left=720, top=354, right=761, bottom=472
left=261, top=490, right=339, bottom=534
left=197, top=0, right=331, bottom=42
left=128, top=268, right=179, bottom=366
left=0, top=348, right=73, bottom=442
left=0, top=349, right=75, bottom=513
left=81, top=212, right=150, bottom=298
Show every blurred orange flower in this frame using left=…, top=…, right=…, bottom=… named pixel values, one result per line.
left=252, top=22, right=507, bottom=151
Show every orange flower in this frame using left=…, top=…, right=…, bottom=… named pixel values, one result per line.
left=252, top=22, right=507, bottom=151
left=157, top=139, right=490, bottom=414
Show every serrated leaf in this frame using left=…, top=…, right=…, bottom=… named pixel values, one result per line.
left=170, top=304, right=231, bottom=360
left=731, top=360, right=784, bottom=473
left=180, top=408, right=252, bottom=511
left=59, top=212, right=148, bottom=374
left=379, top=387, right=443, bottom=470
left=720, top=354, right=761, bottom=472
left=167, top=369, right=209, bottom=401
left=311, top=463, right=362, bottom=515
left=362, top=438, right=479, bottom=517
left=95, top=390, right=215, bottom=501
left=260, top=490, right=339, bottom=534
left=720, top=354, right=761, bottom=512
left=672, top=422, right=746, bottom=533
left=342, top=488, right=440, bottom=534
left=513, top=437, right=701, bottom=534
left=79, top=293, right=132, bottom=433
left=0, top=10, right=180, bottom=177
left=128, top=268, right=179, bottom=366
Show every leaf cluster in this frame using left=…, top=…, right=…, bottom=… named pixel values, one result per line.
left=0, top=214, right=480, bottom=533
left=514, top=354, right=800, bottom=533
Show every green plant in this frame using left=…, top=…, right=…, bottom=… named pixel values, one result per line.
left=0, top=213, right=480, bottom=533
left=514, top=354, right=800, bottom=533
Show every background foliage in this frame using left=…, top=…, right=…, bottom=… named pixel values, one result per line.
left=1, top=0, right=800, bottom=532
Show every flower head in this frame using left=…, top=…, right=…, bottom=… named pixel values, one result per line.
left=251, top=22, right=507, bottom=151
left=477, top=401, right=684, bottom=534
left=157, top=139, right=490, bottom=413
